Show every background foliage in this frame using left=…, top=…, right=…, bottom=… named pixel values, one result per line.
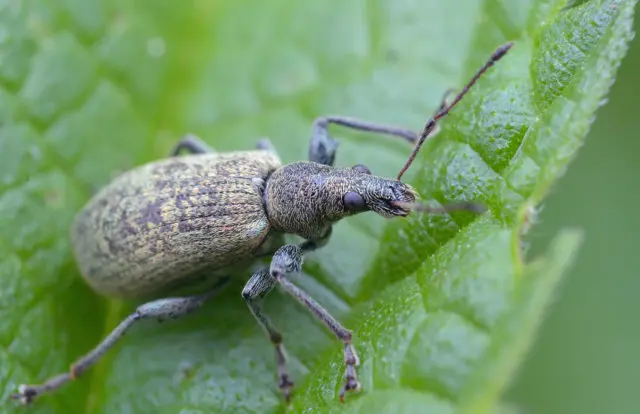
left=509, top=5, right=640, bottom=414
left=0, top=1, right=636, bottom=413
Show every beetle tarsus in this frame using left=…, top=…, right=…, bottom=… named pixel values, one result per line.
left=339, top=342, right=361, bottom=402
left=275, top=340, right=294, bottom=402
left=279, top=372, right=295, bottom=403
left=11, top=372, right=71, bottom=405
left=11, top=384, right=38, bottom=405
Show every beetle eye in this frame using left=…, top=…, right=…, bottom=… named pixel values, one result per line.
left=351, top=164, right=372, bottom=175
left=343, top=191, right=366, bottom=212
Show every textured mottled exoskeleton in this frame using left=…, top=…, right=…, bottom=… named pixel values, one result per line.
left=12, top=43, right=513, bottom=406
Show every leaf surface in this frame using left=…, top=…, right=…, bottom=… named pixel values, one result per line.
left=0, top=1, right=634, bottom=413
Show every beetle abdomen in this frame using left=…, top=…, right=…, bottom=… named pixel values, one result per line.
left=71, top=150, right=281, bottom=298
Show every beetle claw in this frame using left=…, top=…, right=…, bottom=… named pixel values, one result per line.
left=279, top=374, right=294, bottom=403
left=11, top=384, right=38, bottom=405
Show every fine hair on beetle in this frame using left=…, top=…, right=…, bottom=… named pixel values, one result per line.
left=10, top=41, right=513, bottom=407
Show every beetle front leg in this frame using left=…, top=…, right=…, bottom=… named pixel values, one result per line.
left=309, top=116, right=418, bottom=166
left=11, top=278, right=229, bottom=405
left=308, top=88, right=459, bottom=166
left=270, top=244, right=360, bottom=401
left=171, top=134, right=215, bottom=156
left=242, top=268, right=294, bottom=401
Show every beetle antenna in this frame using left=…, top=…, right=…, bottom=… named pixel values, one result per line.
left=397, top=41, right=514, bottom=181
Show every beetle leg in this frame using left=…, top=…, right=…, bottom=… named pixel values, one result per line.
left=269, top=244, right=360, bottom=402
left=256, top=137, right=278, bottom=153
left=11, top=278, right=229, bottom=405
left=241, top=268, right=294, bottom=401
left=307, top=88, right=457, bottom=167
left=299, top=225, right=332, bottom=252
left=171, top=134, right=215, bottom=156
left=309, top=116, right=418, bottom=166
left=255, top=226, right=332, bottom=260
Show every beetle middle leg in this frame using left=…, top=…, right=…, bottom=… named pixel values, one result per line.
left=171, top=134, right=215, bottom=156
left=11, top=278, right=230, bottom=405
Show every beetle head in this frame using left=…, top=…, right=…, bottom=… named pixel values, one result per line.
left=264, top=162, right=418, bottom=240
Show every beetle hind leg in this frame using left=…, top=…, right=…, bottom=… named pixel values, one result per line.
left=11, top=278, right=230, bottom=405
left=171, top=134, right=215, bottom=156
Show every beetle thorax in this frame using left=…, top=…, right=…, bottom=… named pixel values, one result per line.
left=263, top=161, right=417, bottom=241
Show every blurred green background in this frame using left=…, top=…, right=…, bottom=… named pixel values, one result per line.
left=509, top=10, right=640, bottom=414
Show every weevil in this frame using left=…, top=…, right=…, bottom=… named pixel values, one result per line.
left=12, top=42, right=513, bottom=405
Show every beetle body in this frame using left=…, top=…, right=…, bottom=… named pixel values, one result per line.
left=72, top=150, right=282, bottom=298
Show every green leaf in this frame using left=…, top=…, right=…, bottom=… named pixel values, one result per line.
left=0, top=1, right=634, bottom=414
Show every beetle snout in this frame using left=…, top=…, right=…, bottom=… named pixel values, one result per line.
left=369, top=181, right=417, bottom=218
left=390, top=182, right=416, bottom=203
left=388, top=182, right=418, bottom=216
